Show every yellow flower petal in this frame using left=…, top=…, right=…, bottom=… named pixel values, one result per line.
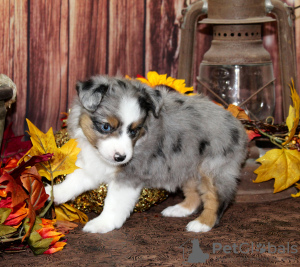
left=137, top=71, right=194, bottom=95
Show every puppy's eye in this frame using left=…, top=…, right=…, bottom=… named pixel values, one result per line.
left=129, top=127, right=141, bottom=138
left=100, top=123, right=112, bottom=133
left=93, top=121, right=113, bottom=134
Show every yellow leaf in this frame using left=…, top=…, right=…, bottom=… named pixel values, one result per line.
left=282, top=80, right=300, bottom=145
left=291, top=183, right=300, bottom=198
left=55, top=203, right=88, bottom=224
left=286, top=105, right=297, bottom=132
left=36, top=139, right=81, bottom=180
left=291, top=191, right=300, bottom=198
left=21, top=119, right=81, bottom=180
left=227, top=104, right=250, bottom=120
left=254, top=149, right=300, bottom=193
left=27, top=119, right=57, bottom=154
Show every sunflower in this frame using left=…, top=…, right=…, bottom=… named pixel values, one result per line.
left=136, top=71, right=194, bottom=95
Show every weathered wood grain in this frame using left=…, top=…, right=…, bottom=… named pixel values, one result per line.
left=0, top=0, right=28, bottom=136
left=108, top=0, right=145, bottom=77
left=295, top=0, right=300, bottom=91
left=1, top=0, right=300, bottom=136
left=27, top=0, right=69, bottom=133
left=145, top=0, right=185, bottom=78
left=68, top=0, right=108, bottom=106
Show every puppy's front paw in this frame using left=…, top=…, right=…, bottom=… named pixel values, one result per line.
left=161, top=204, right=194, bottom=217
left=44, top=185, right=51, bottom=200
left=186, top=220, right=212, bottom=233
left=82, top=217, right=116, bottom=234
left=44, top=184, right=73, bottom=205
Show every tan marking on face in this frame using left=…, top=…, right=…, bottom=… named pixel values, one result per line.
left=195, top=175, right=219, bottom=228
left=178, top=179, right=202, bottom=212
left=79, top=113, right=98, bottom=147
left=132, top=127, right=146, bottom=146
left=130, top=118, right=145, bottom=131
left=107, top=116, right=120, bottom=130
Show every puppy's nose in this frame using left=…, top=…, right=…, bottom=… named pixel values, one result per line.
left=114, top=153, right=126, bottom=162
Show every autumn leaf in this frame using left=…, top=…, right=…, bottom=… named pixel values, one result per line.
left=36, top=139, right=81, bottom=180
left=254, top=148, right=300, bottom=193
left=282, top=80, right=300, bottom=145
left=25, top=217, right=67, bottom=255
left=0, top=158, right=18, bottom=176
left=13, top=154, right=53, bottom=179
left=21, top=119, right=81, bottom=180
left=43, top=241, right=67, bottom=254
left=0, top=224, right=17, bottom=236
left=291, top=183, right=300, bottom=198
left=246, top=130, right=261, bottom=141
left=24, top=217, right=52, bottom=255
left=0, top=208, right=12, bottom=223
left=0, top=173, right=28, bottom=208
left=19, top=166, right=50, bottom=241
left=227, top=104, right=250, bottom=120
left=20, top=166, right=49, bottom=211
left=55, top=220, right=78, bottom=234
left=55, top=203, right=88, bottom=224
left=3, top=203, right=29, bottom=228
left=36, top=227, right=64, bottom=245
left=1, top=123, right=32, bottom=164
left=0, top=197, right=29, bottom=230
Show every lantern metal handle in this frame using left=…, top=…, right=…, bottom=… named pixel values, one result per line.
left=269, top=0, right=297, bottom=118
left=177, top=0, right=207, bottom=87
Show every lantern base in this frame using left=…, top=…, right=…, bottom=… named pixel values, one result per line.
left=235, top=141, right=297, bottom=203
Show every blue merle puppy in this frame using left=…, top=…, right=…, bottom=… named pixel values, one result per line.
left=47, top=75, right=248, bottom=234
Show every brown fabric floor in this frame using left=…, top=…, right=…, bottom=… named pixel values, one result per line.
left=1, top=193, right=300, bottom=266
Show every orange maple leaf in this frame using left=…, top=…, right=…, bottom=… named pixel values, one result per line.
left=0, top=172, right=28, bottom=208
left=227, top=104, right=250, bottom=120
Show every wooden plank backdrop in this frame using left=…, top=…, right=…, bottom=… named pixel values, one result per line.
left=0, top=0, right=299, bottom=136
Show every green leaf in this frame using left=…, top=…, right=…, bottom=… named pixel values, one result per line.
left=27, top=231, right=53, bottom=255
left=0, top=208, right=12, bottom=224
left=0, top=224, right=17, bottom=236
left=24, top=216, right=53, bottom=255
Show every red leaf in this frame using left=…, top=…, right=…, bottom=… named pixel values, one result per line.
left=43, top=240, right=67, bottom=254
left=4, top=203, right=29, bottom=228
left=22, top=199, right=37, bottom=242
left=0, top=158, right=18, bottom=176
left=20, top=166, right=49, bottom=211
left=0, top=196, right=12, bottom=208
left=1, top=123, right=32, bottom=164
left=0, top=173, right=28, bottom=208
left=136, top=74, right=146, bottom=79
left=10, top=153, right=53, bottom=179
left=247, top=130, right=261, bottom=141
left=55, top=220, right=78, bottom=234
left=19, top=166, right=50, bottom=242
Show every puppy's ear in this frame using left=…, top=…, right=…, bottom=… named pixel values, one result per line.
left=139, top=85, right=163, bottom=118
left=76, top=78, right=108, bottom=112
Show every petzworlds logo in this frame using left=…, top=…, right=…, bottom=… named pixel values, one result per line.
left=179, top=239, right=298, bottom=265
left=180, top=239, right=209, bottom=264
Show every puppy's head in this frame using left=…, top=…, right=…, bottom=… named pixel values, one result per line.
left=76, top=75, right=162, bottom=166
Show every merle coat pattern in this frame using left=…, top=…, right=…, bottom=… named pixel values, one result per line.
left=46, top=75, right=248, bottom=233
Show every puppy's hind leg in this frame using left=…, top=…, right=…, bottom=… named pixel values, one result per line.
left=186, top=175, right=219, bottom=233
left=162, top=179, right=201, bottom=217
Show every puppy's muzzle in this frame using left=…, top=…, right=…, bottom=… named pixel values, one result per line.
left=114, top=153, right=126, bottom=163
